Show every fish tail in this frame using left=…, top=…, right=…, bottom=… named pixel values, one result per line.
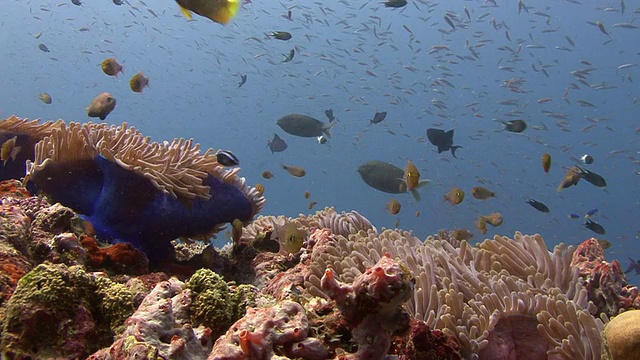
left=323, top=119, right=338, bottom=139
left=212, top=0, right=241, bottom=24
left=410, top=189, right=421, bottom=202
left=451, top=145, right=462, bottom=158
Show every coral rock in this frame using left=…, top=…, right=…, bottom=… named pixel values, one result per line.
left=572, top=238, right=640, bottom=316
left=321, top=254, right=414, bottom=359
left=604, top=310, right=640, bottom=360
left=209, top=300, right=327, bottom=360
left=89, top=278, right=213, bottom=360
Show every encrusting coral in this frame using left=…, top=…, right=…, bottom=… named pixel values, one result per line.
left=20, top=120, right=265, bottom=262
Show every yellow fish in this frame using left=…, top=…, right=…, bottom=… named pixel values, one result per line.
left=402, top=159, right=429, bottom=201
left=129, top=72, right=150, bottom=93
left=1, top=136, right=21, bottom=165
left=444, top=187, right=465, bottom=205
left=38, top=92, right=52, bottom=104
left=277, top=222, right=306, bottom=254
left=282, top=164, right=306, bottom=177
left=386, top=198, right=401, bottom=215
left=175, top=0, right=240, bottom=25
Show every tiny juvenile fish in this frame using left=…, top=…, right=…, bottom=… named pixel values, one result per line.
left=471, top=186, right=495, bottom=200
left=501, top=119, right=527, bottom=133
left=282, top=48, right=295, bottom=62
left=238, top=74, right=247, bottom=88
left=38, top=92, right=52, bottom=104
left=444, top=187, right=465, bottom=205
left=282, top=164, right=306, bottom=177
left=277, top=222, right=306, bottom=254
left=129, top=72, right=150, bottom=93
left=386, top=198, right=401, bottom=215
left=526, top=198, right=550, bottom=213
left=383, top=0, right=407, bottom=8
left=542, top=153, right=551, bottom=173
left=269, top=31, right=292, bottom=40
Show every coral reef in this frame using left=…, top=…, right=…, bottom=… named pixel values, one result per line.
left=24, top=121, right=265, bottom=262
left=571, top=237, right=640, bottom=317
left=320, top=254, right=414, bottom=359
left=88, top=278, right=214, bottom=360
left=304, top=230, right=607, bottom=359
left=1, top=263, right=142, bottom=359
left=603, top=310, right=640, bottom=360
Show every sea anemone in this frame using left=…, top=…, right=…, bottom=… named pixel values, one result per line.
left=304, top=229, right=605, bottom=359
left=0, top=116, right=62, bottom=182
left=24, top=121, right=265, bottom=262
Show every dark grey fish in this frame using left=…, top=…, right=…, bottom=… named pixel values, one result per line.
left=578, top=167, right=607, bottom=187
left=276, top=113, right=337, bottom=138
left=501, top=119, right=527, bottom=133
left=369, top=111, right=387, bottom=125
left=38, top=43, right=50, bottom=52
left=282, top=48, right=295, bottom=62
left=426, top=128, right=462, bottom=158
left=383, top=0, right=407, bottom=8
left=357, top=160, right=405, bottom=194
left=584, top=219, right=605, bottom=235
left=113, top=0, right=124, bottom=4
left=216, top=150, right=239, bottom=166
left=526, top=198, right=550, bottom=213
left=269, top=31, right=292, bottom=40
left=324, top=109, right=335, bottom=121
left=267, top=133, right=288, bottom=153
left=71, top=0, right=82, bottom=5
left=238, top=74, right=247, bottom=88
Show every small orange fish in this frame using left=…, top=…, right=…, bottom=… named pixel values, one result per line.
left=101, top=57, right=124, bottom=78
left=542, top=153, right=551, bottom=173
left=482, top=212, right=503, bottom=227
left=87, top=92, right=116, bottom=120
left=386, top=198, right=401, bottom=215
left=403, top=159, right=420, bottom=190
left=308, top=201, right=317, bottom=210
left=304, top=191, right=311, bottom=199
left=129, top=72, right=150, bottom=93
left=471, top=186, right=495, bottom=200
left=444, top=187, right=465, bottom=205
left=262, top=170, right=274, bottom=179
left=254, top=183, right=264, bottom=196
left=474, top=217, right=488, bottom=234
left=1, top=136, right=21, bottom=165
left=38, top=92, right=52, bottom=104
left=282, top=164, right=306, bottom=177
left=451, top=228, right=474, bottom=241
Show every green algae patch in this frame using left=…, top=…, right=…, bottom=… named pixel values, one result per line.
left=0, top=263, right=140, bottom=359
left=186, top=269, right=258, bottom=337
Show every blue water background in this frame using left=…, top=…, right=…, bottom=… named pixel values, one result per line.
left=1, top=0, right=638, bottom=279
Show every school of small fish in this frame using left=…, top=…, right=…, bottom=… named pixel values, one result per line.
left=2, top=0, right=639, bottom=254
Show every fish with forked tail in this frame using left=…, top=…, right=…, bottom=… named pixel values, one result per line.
left=427, top=128, right=462, bottom=158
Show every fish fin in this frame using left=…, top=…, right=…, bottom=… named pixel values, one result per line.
left=451, top=145, right=462, bottom=158
left=415, top=179, right=430, bottom=189
left=410, top=189, right=421, bottom=202
left=179, top=5, right=193, bottom=20
left=323, top=119, right=338, bottom=139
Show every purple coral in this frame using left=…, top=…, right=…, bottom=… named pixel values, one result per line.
left=320, top=254, right=414, bottom=360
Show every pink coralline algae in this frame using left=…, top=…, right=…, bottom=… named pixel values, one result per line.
left=209, top=300, right=327, bottom=360
left=321, top=254, right=414, bottom=360
left=571, top=238, right=640, bottom=317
